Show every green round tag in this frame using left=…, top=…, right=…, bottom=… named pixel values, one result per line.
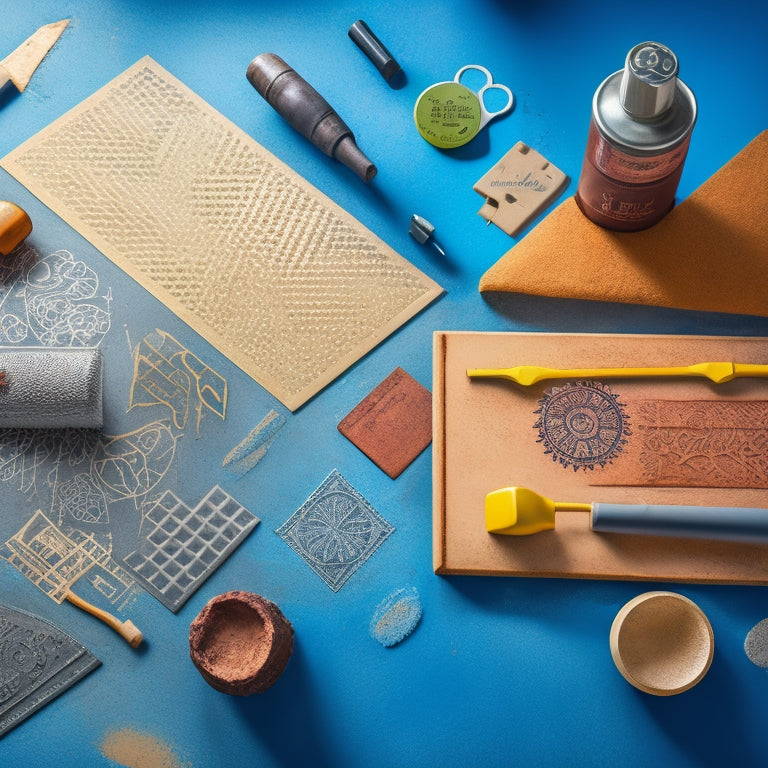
left=414, top=81, right=482, bottom=149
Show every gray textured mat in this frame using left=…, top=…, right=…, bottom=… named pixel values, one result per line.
left=0, top=603, right=100, bottom=738
left=122, top=485, right=259, bottom=612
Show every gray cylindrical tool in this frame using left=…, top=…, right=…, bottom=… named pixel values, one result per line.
left=348, top=20, right=401, bottom=82
left=246, top=53, right=377, bottom=182
left=0, top=347, right=103, bottom=429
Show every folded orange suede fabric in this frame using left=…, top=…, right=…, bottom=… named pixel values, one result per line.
left=479, top=130, right=768, bottom=317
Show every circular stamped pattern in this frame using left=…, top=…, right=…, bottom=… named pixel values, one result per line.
left=534, top=381, right=630, bottom=471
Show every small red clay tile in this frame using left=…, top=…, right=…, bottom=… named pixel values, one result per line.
left=338, top=367, right=432, bottom=479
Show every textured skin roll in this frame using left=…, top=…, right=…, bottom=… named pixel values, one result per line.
left=0, top=347, right=103, bottom=429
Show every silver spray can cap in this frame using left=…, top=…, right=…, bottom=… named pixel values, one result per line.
left=619, top=42, right=679, bottom=119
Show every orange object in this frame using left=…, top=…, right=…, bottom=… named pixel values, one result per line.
left=0, top=201, right=32, bottom=255
left=479, top=130, right=768, bottom=317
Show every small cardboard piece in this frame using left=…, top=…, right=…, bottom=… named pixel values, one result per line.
left=433, top=331, right=768, bottom=583
left=474, top=142, right=569, bottom=236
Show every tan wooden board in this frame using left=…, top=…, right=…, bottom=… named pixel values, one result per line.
left=433, top=331, right=768, bottom=584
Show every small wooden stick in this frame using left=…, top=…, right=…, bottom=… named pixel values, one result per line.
left=65, top=590, right=143, bottom=648
left=0, top=371, right=5, bottom=387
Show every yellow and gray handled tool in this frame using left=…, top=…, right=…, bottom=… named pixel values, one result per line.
left=486, top=486, right=768, bottom=544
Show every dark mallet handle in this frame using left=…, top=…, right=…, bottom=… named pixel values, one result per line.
left=246, top=52, right=376, bottom=182
left=348, top=20, right=401, bottom=81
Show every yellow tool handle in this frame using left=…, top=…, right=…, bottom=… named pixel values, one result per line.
left=467, top=361, right=768, bottom=387
left=65, top=590, right=143, bottom=648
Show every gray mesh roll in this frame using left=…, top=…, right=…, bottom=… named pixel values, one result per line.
left=0, top=348, right=103, bottom=429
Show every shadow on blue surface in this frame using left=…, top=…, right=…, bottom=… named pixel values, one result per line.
left=640, top=648, right=764, bottom=767
left=231, top=639, right=338, bottom=768
left=442, top=572, right=768, bottom=765
left=483, top=291, right=768, bottom=337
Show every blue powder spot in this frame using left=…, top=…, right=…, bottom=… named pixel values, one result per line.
left=223, top=409, right=286, bottom=477
left=369, top=587, right=422, bottom=647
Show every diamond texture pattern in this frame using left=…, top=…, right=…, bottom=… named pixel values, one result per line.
left=276, top=470, right=394, bottom=592
left=1, top=58, right=443, bottom=410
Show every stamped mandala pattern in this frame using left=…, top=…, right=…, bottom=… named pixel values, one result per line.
left=276, top=469, right=394, bottom=592
left=534, top=381, right=630, bottom=471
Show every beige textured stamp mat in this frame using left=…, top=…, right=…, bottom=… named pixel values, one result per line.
left=1, top=57, right=443, bottom=410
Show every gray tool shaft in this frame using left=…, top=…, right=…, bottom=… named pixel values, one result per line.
left=246, top=53, right=376, bottom=182
left=592, top=502, right=768, bottom=544
left=0, top=347, right=103, bottom=429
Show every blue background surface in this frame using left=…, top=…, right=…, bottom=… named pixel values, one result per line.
left=2, top=1, right=768, bottom=766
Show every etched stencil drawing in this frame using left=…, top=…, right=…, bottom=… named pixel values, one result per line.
left=534, top=381, right=630, bottom=471
left=0, top=246, right=111, bottom=347
left=0, top=421, right=177, bottom=606
left=276, top=469, right=394, bottom=592
left=628, top=399, right=768, bottom=488
left=91, top=421, right=177, bottom=503
left=128, top=329, right=227, bottom=432
left=0, top=57, right=443, bottom=410
left=0, top=422, right=176, bottom=513
left=3, top=510, right=135, bottom=607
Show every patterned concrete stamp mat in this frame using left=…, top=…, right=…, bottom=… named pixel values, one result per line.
left=0, top=603, right=100, bottom=738
left=0, top=57, right=443, bottom=411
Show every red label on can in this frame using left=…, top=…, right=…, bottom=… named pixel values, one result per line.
left=587, top=124, right=691, bottom=184
left=576, top=122, right=692, bottom=230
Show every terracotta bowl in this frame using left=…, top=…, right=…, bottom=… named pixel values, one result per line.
left=610, top=591, right=714, bottom=696
left=189, top=591, right=293, bottom=696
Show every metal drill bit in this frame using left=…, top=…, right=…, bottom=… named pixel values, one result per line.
left=409, top=214, right=446, bottom=256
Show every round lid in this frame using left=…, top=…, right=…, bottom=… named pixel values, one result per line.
left=592, top=42, right=697, bottom=155
left=620, top=42, right=679, bottom=119
left=414, top=81, right=482, bottom=149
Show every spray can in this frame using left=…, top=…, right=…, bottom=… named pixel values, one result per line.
left=575, top=42, right=697, bottom=231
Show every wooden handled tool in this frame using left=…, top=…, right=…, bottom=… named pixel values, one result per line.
left=65, top=590, right=143, bottom=648
left=0, top=201, right=32, bottom=255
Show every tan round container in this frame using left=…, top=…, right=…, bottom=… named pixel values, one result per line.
left=610, top=591, right=713, bottom=696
